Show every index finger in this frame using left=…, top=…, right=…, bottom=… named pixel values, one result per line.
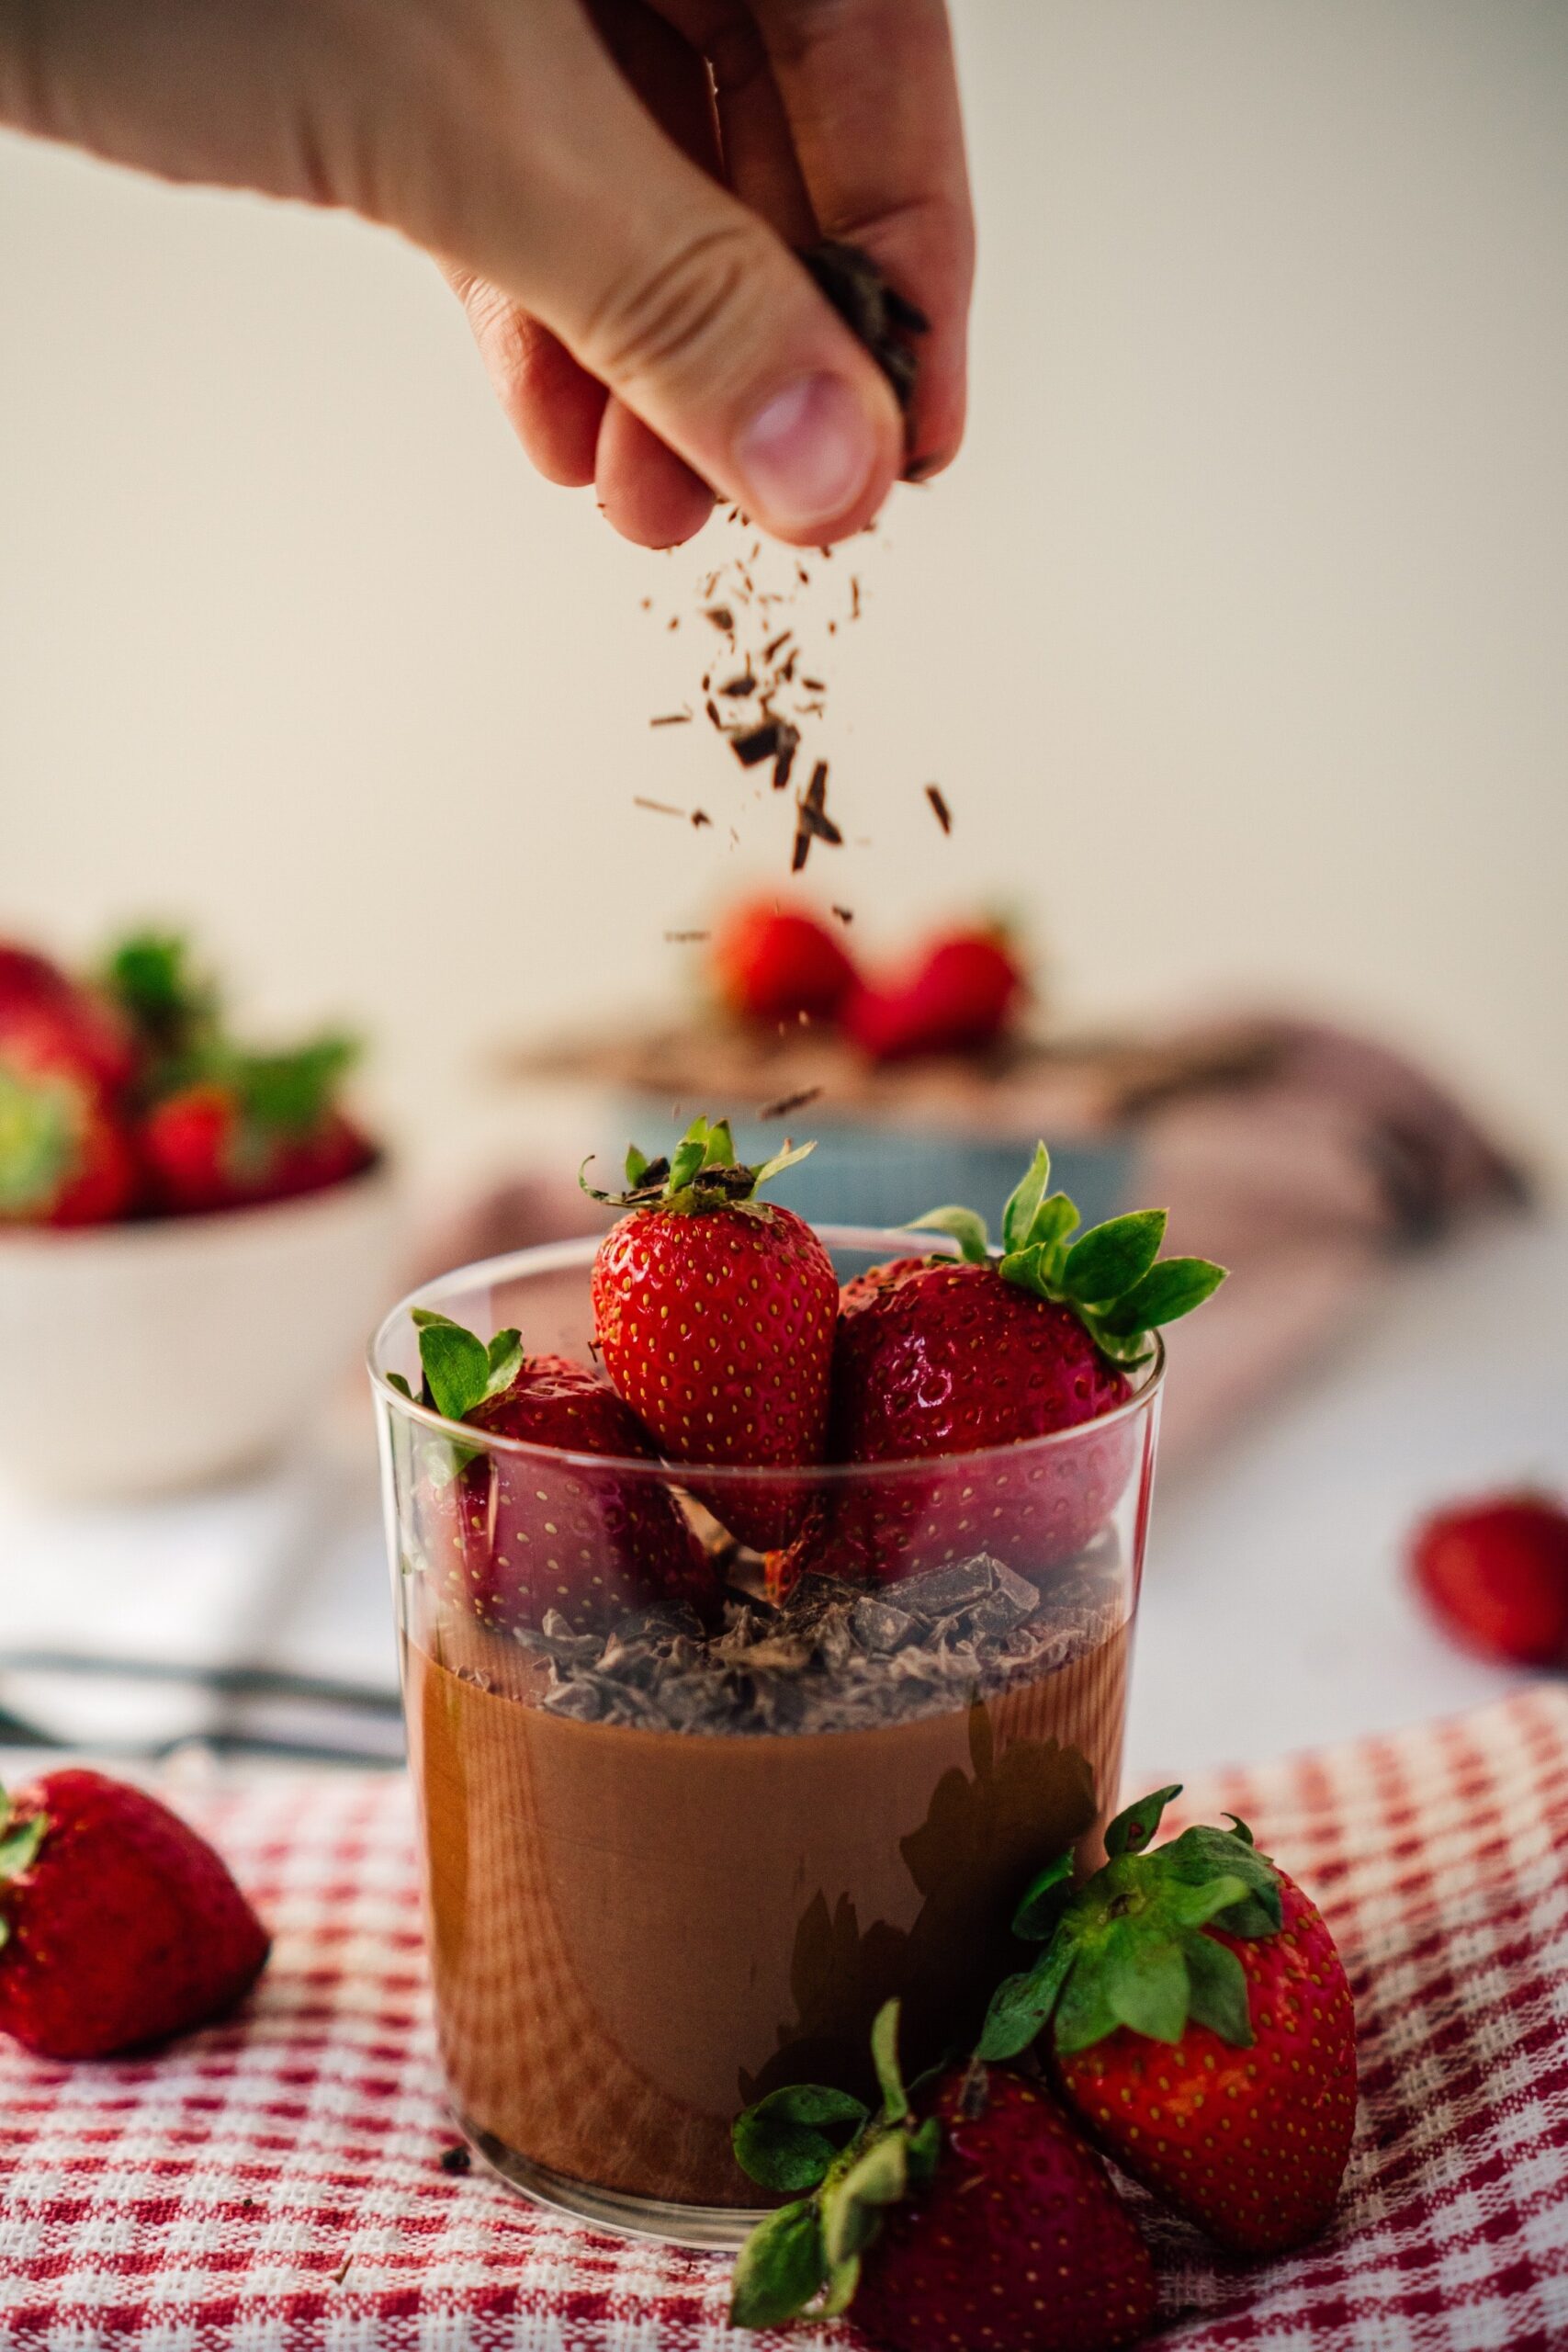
left=750, top=0, right=974, bottom=477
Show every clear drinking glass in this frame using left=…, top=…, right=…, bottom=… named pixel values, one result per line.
left=370, top=1231, right=1162, bottom=2249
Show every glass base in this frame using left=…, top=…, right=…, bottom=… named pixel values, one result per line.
left=459, top=2113, right=769, bottom=2250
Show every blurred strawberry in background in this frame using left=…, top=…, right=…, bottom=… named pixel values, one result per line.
left=711, top=899, right=1028, bottom=1060
left=1409, top=1493, right=1568, bottom=1666
left=0, top=925, right=375, bottom=1227
left=844, top=922, right=1027, bottom=1060
left=712, top=899, right=860, bottom=1023
left=141, top=1042, right=372, bottom=1215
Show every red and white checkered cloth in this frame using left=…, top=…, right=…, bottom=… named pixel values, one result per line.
left=3, top=1687, right=1567, bottom=2351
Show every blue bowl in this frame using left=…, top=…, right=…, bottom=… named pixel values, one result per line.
left=606, top=1108, right=1131, bottom=1238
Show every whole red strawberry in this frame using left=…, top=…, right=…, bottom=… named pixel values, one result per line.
left=713, top=900, right=859, bottom=1024
left=0, top=942, right=139, bottom=1096
left=979, top=1786, right=1358, bottom=2256
left=796, top=1143, right=1224, bottom=1585
left=731, top=2001, right=1156, bottom=2350
left=585, top=1117, right=837, bottom=1548
left=140, top=1038, right=372, bottom=1215
left=1410, top=1493, right=1568, bottom=1666
left=403, top=1312, right=718, bottom=1634
left=845, top=925, right=1025, bottom=1061
left=0, top=1060, right=139, bottom=1226
left=0, top=1769, right=269, bottom=2059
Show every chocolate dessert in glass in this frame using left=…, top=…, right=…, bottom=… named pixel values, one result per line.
left=371, top=1133, right=1216, bottom=2247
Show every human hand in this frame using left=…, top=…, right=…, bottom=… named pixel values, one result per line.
left=0, top=0, right=973, bottom=547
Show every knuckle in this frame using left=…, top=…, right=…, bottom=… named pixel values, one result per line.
left=586, top=219, right=777, bottom=392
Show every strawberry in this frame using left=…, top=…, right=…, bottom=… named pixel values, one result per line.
left=793, top=1143, right=1224, bottom=1586
left=0, top=941, right=139, bottom=1096
left=1409, top=1492, right=1568, bottom=1666
left=845, top=925, right=1025, bottom=1061
left=0, top=1060, right=138, bottom=1226
left=979, top=1785, right=1358, bottom=2255
left=140, top=1036, right=372, bottom=1215
left=0, top=1768, right=269, bottom=2059
left=730, top=2000, right=1156, bottom=2350
left=400, top=1311, right=719, bottom=1635
left=584, top=1117, right=837, bottom=1548
left=713, top=899, right=859, bottom=1024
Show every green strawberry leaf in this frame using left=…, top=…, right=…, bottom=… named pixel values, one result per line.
left=819, top=2255, right=863, bottom=2318
left=416, top=1319, right=491, bottom=1424
left=0, top=1810, right=47, bottom=1883
left=1001, top=1142, right=1051, bottom=1255
left=905, top=2115, right=942, bottom=2188
left=870, top=1999, right=908, bottom=2123
left=977, top=1935, right=1076, bottom=2062
left=1105, top=1786, right=1182, bottom=1858
left=624, top=1143, right=652, bottom=1187
left=1100, top=1921, right=1190, bottom=2042
left=821, top=2129, right=908, bottom=2267
left=234, top=1035, right=358, bottom=1136
left=1026, top=1192, right=1080, bottom=1260
left=1053, top=1955, right=1122, bottom=2055
left=1099, top=1256, right=1227, bottom=1337
left=484, top=1328, right=525, bottom=1396
left=1062, top=1210, right=1168, bottom=1307
left=729, top=2198, right=826, bottom=2329
left=385, top=1373, right=413, bottom=1399
left=1156, top=1826, right=1282, bottom=1934
left=1011, top=1850, right=1076, bottom=1941
left=668, top=1132, right=711, bottom=1193
left=752, top=1137, right=817, bottom=1187
left=732, top=2084, right=869, bottom=2193
left=1161, top=1871, right=1254, bottom=1931
left=908, top=1204, right=990, bottom=1263
left=703, top=1118, right=737, bottom=1168
left=1181, top=1928, right=1255, bottom=2047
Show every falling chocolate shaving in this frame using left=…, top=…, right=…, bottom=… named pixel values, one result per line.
left=638, top=597, right=652, bottom=611
left=851, top=578, right=862, bottom=618
left=732, top=721, right=783, bottom=768
left=800, top=677, right=827, bottom=693
left=691, top=808, right=712, bottom=829
left=664, top=929, right=710, bottom=941
left=705, top=605, right=734, bottom=631
left=798, top=805, right=842, bottom=845
left=925, top=784, right=953, bottom=834
left=649, top=711, right=692, bottom=727
left=831, top=905, right=854, bottom=925
left=666, top=616, right=680, bottom=629
left=758, top=1086, right=823, bottom=1121
left=763, top=630, right=794, bottom=663
left=773, top=727, right=800, bottom=791
left=718, top=673, right=756, bottom=697
left=705, top=698, right=723, bottom=729
left=633, top=797, right=685, bottom=818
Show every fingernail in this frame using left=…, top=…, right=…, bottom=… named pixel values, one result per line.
left=735, top=374, right=881, bottom=531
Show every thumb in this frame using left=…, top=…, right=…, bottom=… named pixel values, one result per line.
left=432, top=8, right=907, bottom=544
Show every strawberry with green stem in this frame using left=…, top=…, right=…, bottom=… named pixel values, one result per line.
left=730, top=1998, right=1156, bottom=2351
left=397, top=1309, right=717, bottom=1636
left=584, top=1115, right=837, bottom=1549
left=978, top=1784, right=1357, bottom=2255
left=790, top=1141, right=1225, bottom=1588
left=0, top=1768, right=269, bottom=2059
left=140, top=1035, right=372, bottom=1213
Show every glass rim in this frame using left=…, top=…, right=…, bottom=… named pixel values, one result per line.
left=367, top=1228, right=1165, bottom=1487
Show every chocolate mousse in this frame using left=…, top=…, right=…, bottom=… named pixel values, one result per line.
left=405, top=1555, right=1131, bottom=2223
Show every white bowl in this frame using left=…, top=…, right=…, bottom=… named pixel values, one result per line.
left=0, top=1162, right=401, bottom=1499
